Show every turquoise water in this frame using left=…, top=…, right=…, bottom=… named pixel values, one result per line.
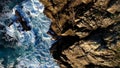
left=0, top=0, right=59, bottom=68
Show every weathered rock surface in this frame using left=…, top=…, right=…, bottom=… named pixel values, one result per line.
left=40, top=0, right=120, bottom=68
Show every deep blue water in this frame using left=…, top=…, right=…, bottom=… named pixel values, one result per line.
left=0, top=0, right=59, bottom=68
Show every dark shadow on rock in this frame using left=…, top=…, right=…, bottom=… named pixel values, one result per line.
left=85, top=63, right=120, bottom=68
left=108, top=0, right=118, bottom=8
left=82, top=21, right=120, bottom=50
left=84, top=27, right=109, bottom=50
left=50, top=35, right=80, bottom=68
left=61, top=20, right=74, bottom=33
left=50, top=21, right=120, bottom=67
left=74, top=2, right=94, bottom=18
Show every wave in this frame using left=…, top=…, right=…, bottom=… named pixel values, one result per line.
left=0, top=0, right=59, bottom=68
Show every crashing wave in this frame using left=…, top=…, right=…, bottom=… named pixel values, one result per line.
left=0, top=0, right=59, bottom=68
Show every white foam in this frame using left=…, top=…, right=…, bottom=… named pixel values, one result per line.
left=4, top=0, right=59, bottom=67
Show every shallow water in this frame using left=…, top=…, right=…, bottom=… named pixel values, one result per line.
left=0, top=0, right=59, bottom=68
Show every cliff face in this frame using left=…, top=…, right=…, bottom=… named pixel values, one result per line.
left=40, top=0, right=120, bottom=68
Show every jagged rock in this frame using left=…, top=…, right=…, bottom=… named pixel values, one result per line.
left=101, top=18, right=115, bottom=28
left=107, top=4, right=120, bottom=14
left=94, top=0, right=110, bottom=10
left=82, top=0, right=92, bottom=4
left=75, top=32, right=89, bottom=38
left=40, top=0, right=120, bottom=68
left=61, top=29, right=76, bottom=36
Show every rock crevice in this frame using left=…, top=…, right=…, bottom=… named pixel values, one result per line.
left=40, top=0, right=120, bottom=68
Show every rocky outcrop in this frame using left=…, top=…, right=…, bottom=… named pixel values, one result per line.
left=40, top=0, right=120, bottom=68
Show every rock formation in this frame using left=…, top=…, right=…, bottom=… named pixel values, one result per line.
left=40, top=0, right=120, bottom=68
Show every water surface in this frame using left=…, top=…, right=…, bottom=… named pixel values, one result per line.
left=0, top=0, right=59, bottom=68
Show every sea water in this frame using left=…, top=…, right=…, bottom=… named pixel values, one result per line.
left=0, top=0, right=59, bottom=68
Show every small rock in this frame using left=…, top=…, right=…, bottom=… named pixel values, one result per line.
left=61, top=29, right=75, bottom=36
left=107, top=5, right=119, bottom=14
left=82, top=0, right=92, bottom=4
